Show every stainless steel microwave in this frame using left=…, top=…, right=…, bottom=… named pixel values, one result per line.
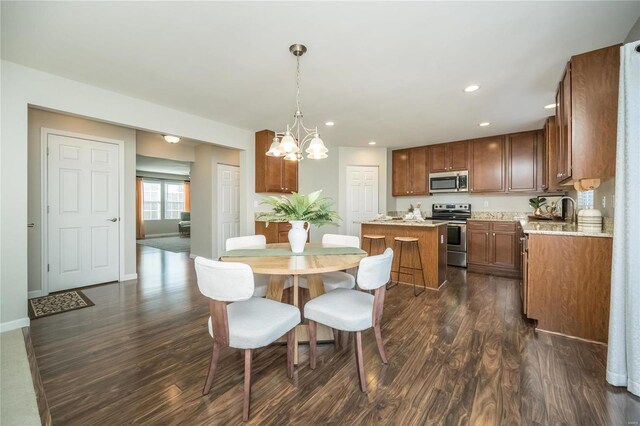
left=428, top=171, right=469, bottom=193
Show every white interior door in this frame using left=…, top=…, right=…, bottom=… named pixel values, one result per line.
left=48, top=134, right=120, bottom=292
left=217, top=164, right=240, bottom=256
left=346, top=166, right=379, bottom=237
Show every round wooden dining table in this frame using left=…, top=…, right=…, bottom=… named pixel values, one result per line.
left=220, top=242, right=367, bottom=364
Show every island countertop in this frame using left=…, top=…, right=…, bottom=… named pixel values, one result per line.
left=359, top=219, right=449, bottom=227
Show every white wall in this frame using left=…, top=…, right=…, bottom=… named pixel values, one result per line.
left=27, top=108, right=137, bottom=296
left=0, top=60, right=255, bottom=331
left=295, top=146, right=388, bottom=242
left=190, top=144, right=241, bottom=259
left=626, top=16, right=640, bottom=43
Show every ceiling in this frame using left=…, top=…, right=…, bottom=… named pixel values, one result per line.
left=136, top=155, right=191, bottom=177
left=2, top=2, right=639, bottom=149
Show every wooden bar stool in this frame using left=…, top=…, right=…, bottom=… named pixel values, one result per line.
left=389, top=237, right=425, bottom=296
left=362, top=235, right=387, bottom=256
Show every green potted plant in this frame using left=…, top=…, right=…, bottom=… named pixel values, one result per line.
left=529, top=196, right=547, bottom=216
left=257, top=190, right=339, bottom=253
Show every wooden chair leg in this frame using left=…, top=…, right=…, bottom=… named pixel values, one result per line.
left=203, top=340, right=221, bottom=395
left=309, top=320, right=317, bottom=370
left=243, top=349, right=253, bottom=422
left=374, top=325, right=388, bottom=364
left=340, top=330, right=351, bottom=349
left=287, top=329, right=295, bottom=379
left=333, top=329, right=341, bottom=350
left=354, top=331, right=367, bottom=392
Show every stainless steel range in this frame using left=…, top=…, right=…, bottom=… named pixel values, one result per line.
left=427, top=203, right=471, bottom=268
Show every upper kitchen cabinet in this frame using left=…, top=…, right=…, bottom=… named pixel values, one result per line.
left=470, top=135, right=506, bottom=193
left=541, top=116, right=564, bottom=192
left=506, top=131, right=538, bottom=192
left=428, top=141, right=469, bottom=172
left=392, top=147, right=428, bottom=196
left=555, top=45, right=620, bottom=186
left=255, top=129, right=298, bottom=193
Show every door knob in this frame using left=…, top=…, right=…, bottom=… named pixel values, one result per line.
left=107, top=218, right=118, bottom=222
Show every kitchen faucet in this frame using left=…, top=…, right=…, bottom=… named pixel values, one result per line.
left=558, top=196, right=578, bottom=224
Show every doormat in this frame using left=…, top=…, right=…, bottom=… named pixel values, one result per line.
left=28, top=290, right=95, bottom=320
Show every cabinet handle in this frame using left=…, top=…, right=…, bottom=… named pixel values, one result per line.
left=509, top=187, right=512, bottom=190
left=486, top=232, right=489, bottom=236
left=493, top=233, right=495, bottom=236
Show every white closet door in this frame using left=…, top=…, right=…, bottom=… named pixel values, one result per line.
left=346, top=166, right=379, bottom=237
left=48, top=134, right=120, bottom=292
left=217, top=164, right=240, bottom=257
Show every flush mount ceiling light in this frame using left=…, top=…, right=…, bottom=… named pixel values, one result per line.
left=544, top=103, right=557, bottom=109
left=369, top=141, right=377, bottom=145
left=325, top=121, right=335, bottom=126
left=266, top=43, right=328, bottom=161
left=463, top=84, right=481, bottom=93
left=163, top=135, right=180, bottom=143
left=479, top=122, right=491, bottom=127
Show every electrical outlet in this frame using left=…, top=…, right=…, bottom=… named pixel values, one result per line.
left=483, top=201, right=489, bottom=208
left=602, top=196, right=606, bottom=209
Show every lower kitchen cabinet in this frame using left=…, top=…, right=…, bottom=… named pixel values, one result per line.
left=467, top=220, right=520, bottom=278
left=523, top=233, right=612, bottom=343
left=255, top=221, right=309, bottom=244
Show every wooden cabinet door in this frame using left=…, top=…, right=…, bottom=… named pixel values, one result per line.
left=409, top=147, right=428, bottom=195
left=392, top=150, right=410, bottom=196
left=428, top=144, right=447, bottom=173
left=468, top=229, right=491, bottom=265
left=492, top=231, right=517, bottom=269
left=544, top=116, right=563, bottom=192
left=282, top=158, right=298, bottom=193
left=448, top=141, right=469, bottom=171
left=255, top=130, right=286, bottom=193
left=521, top=236, right=528, bottom=315
left=558, top=64, right=572, bottom=182
left=507, top=131, right=537, bottom=192
left=470, top=136, right=506, bottom=193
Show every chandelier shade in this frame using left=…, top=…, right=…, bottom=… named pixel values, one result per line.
left=265, top=44, right=328, bottom=161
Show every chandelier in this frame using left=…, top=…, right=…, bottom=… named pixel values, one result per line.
left=266, top=44, right=328, bottom=161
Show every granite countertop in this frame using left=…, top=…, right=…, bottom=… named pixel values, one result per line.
left=520, top=219, right=613, bottom=238
left=360, top=219, right=449, bottom=227
left=470, top=211, right=530, bottom=221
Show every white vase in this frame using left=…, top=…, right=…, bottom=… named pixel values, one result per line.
left=288, top=220, right=309, bottom=253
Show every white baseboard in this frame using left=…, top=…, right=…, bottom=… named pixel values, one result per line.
left=144, top=232, right=180, bottom=238
left=120, top=273, right=138, bottom=282
left=0, top=317, right=30, bottom=333
left=28, top=290, right=46, bottom=299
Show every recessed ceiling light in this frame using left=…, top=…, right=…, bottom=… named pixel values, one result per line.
left=163, top=135, right=180, bottom=143
left=369, top=141, right=376, bottom=145
left=544, top=103, right=557, bottom=109
left=464, top=85, right=480, bottom=93
left=325, top=121, right=335, bottom=126
left=479, top=122, right=491, bottom=127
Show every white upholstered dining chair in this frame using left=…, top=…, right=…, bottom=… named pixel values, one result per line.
left=304, top=248, right=394, bottom=392
left=195, top=257, right=300, bottom=421
left=298, top=233, right=360, bottom=293
left=226, top=235, right=292, bottom=298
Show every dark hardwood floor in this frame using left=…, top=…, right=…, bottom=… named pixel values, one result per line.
left=30, top=245, right=640, bottom=425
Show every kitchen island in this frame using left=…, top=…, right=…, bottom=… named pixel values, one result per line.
left=360, top=220, right=448, bottom=290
